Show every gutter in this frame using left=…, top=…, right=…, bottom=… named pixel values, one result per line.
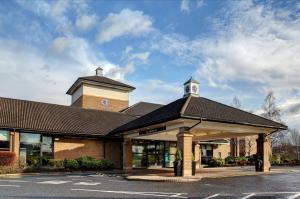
left=180, top=115, right=287, bottom=130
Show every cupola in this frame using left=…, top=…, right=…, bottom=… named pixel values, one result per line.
left=183, top=77, right=199, bottom=97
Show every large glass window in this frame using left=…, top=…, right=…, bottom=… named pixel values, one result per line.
left=132, top=143, right=147, bottom=168
left=20, top=133, right=53, bottom=166
left=0, top=130, right=10, bottom=151
left=165, top=142, right=176, bottom=167
left=132, top=140, right=176, bottom=168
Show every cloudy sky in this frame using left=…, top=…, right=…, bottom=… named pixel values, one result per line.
left=0, top=0, right=299, bottom=129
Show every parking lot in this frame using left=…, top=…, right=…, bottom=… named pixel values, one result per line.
left=0, top=170, right=299, bottom=198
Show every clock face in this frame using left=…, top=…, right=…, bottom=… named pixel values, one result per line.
left=101, top=99, right=110, bottom=107
left=192, top=85, right=198, bottom=93
left=185, top=85, right=190, bottom=93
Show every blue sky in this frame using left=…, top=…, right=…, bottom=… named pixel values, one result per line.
left=0, top=0, right=299, bottom=129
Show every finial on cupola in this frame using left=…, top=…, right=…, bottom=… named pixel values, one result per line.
left=183, top=77, right=199, bottom=97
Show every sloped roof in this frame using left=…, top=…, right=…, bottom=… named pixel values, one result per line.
left=67, top=76, right=135, bottom=95
left=121, top=102, right=164, bottom=117
left=0, top=97, right=135, bottom=137
left=112, top=96, right=287, bottom=134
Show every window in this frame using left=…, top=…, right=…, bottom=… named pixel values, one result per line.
left=20, top=133, right=53, bottom=166
left=0, top=130, right=10, bottom=150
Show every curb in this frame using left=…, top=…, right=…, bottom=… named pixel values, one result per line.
left=126, top=176, right=201, bottom=182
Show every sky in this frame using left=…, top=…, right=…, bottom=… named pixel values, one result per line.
left=0, top=0, right=299, bottom=129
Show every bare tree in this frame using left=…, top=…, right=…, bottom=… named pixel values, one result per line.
left=245, top=136, right=256, bottom=156
left=230, top=96, right=242, bottom=157
left=261, top=91, right=283, bottom=146
left=231, top=96, right=241, bottom=109
left=289, top=128, right=300, bottom=160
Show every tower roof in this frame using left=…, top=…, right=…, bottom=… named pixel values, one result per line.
left=184, top=77, right=199, bottom=85
left=66, top=75, right=135, bottom=95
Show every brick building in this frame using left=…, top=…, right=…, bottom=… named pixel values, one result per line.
left=0, top=68, right=286, bottom=175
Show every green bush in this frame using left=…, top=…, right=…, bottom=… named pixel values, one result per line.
left=225, top=156, right=235, bottom=164
left=208, top=158, right=224, bottom=167
left=75, top=156, right=113, bottom=170
left=48, top=159, right=64, bottom=168
left=235, top=156, right=248, bottom=166
left=100, top=159, right=113, bottom=170
left=64, top=159, right=79, bottom=169
left=271, top=154, right=281, bottom=165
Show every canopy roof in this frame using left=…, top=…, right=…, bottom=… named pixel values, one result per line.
left=112, top=96, right=287, bottom=134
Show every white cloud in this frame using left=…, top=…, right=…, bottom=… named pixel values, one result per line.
left=97, top=9, right=153, bottom=43
left=76, top=14, right=97, bottom=31
left=151, top=1, right=300, bottom=128
left=0, top=36, right=133, bottom=105
left=128, top=52, right=150, bottom=63
left=122, top=46, right=150, bottom=64
left=130, top=79, right=182, bottom=105
left=51, top=37, right=70, bottom=53
left=196, top=0, right=204, bottom=8
left=50, top=0, right=69, bottom=18
left=180, top=0, right=190, bottom=13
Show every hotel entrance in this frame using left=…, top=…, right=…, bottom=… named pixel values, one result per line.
left=132, top=140, right=176, bottom=168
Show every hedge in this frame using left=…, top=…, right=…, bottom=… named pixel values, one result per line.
left=0, top=151, right=16, bottom=166
left=208, top=158, right=224, bottom=167
left=50, top=156, right=115, bottom=171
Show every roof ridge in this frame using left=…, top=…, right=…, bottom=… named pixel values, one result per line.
left=199, top=96, right=287, bottom=128
left=180, top=95, right=192, bottom=116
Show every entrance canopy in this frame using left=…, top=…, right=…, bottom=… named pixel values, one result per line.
left=111, top=95, right=287, bottom=141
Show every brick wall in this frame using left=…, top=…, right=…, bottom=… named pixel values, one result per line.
left=54, top=137, right=104, bottom=160
left=104, top=140, right=122, bottom=169
left=71, top=95, right=128, bottom=112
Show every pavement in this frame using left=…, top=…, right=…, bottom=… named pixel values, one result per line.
left=126, top=166, right=300, bottom=182
left=0, top=167, right=299, bottom=198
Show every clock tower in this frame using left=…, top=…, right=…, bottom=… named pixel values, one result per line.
left=67, top=67, right=135, bottom=112
left=183, top=77, right=199, bottom=97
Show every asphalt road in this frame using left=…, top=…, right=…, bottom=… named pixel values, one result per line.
left=0, top=171, right=299, bottom=199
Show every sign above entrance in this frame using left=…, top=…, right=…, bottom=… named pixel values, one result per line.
left=139, top=126, right=166, bottom=136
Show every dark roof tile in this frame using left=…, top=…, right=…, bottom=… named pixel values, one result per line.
left=0, top=97, right=135, bottom=137
left=121, top=102, right=163, bottom=117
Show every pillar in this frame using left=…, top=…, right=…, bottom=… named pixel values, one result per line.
left=256, top=133, right=271, bottom=172
left=194, top=143, right=201, bottom=169
left=177, top=127, right=193, bottom=177
left=10, top=131, right=20, bottom=167
left=123, top=138, right=132, bottom=172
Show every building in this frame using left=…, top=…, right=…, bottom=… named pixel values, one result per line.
left=0, top=68, right=287, bottom=176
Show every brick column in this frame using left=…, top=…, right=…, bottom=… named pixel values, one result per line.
left=10, top=132, right=20, bottom=167
left=123, top=138, right=132, bottom=172
left=256, top=133, right=271, bottom=172
left=177, top=128, right=193, bottom=177
left=194, top=143, right=201, bottom=169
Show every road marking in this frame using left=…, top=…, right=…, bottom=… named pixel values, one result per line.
left=241, top=193, right=256, bottom=199
left=288, top=193, right=300, bottom=199
left=38, top=180, right=72, bottom=185
left=108, top=179, right=127, bottom=183
left=71, top=188, right=188, bottom=198
left=244, top=192, right=300, bottom=194
left=67, top=175, right=85, bottom=178
left=0, top=185, right=20, bottom=187
left=0, top=180, right=28, bottom=183
left=203, top=194, right=219, bottom=199
left=74, top=182, right=101, bottom=186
